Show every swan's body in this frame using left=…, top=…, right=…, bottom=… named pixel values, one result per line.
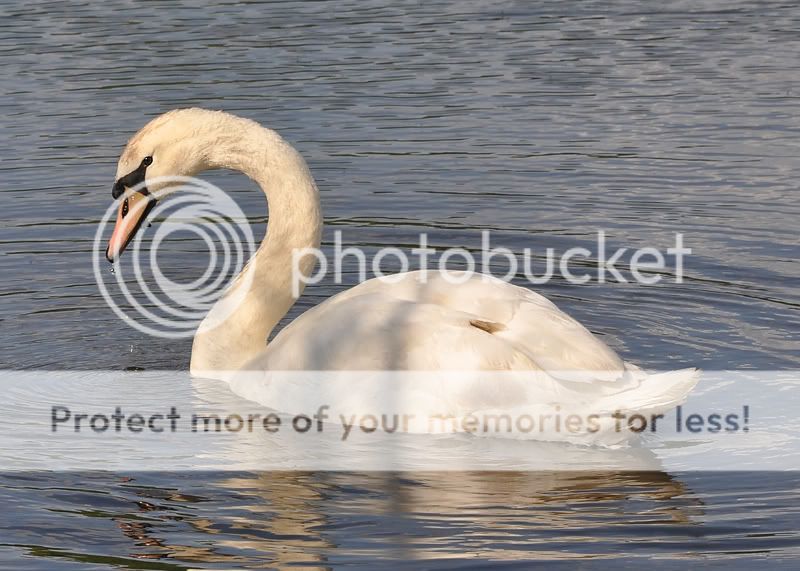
left=246, top=269, right=625, bottom=373
left=106, top=108, right=698, bottom=444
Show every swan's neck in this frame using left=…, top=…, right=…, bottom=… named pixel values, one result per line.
left=189, top=117, right=321, bottom=377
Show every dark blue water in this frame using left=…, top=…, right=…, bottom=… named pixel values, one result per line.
left=1, top=471, right=799, bottom=569
left=1, top=0, right=799, bottom=567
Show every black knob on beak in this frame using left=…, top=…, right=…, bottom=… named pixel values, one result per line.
left=111, top=158, right=150, bottom=199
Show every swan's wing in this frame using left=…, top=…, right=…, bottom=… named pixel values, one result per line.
left=246, top=271, right=626, bottom=378
left=490, top=286, right=628, bottom=381
left=247, top=293, right=530, bottom=370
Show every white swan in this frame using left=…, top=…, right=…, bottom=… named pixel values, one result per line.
left=105, top=108, right=698, bottom=443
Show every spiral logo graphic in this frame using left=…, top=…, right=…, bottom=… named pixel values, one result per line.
left=93, top=176, right=257, bottom=339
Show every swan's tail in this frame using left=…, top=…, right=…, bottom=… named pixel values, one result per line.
left=598, top=367, right=700, bottom=416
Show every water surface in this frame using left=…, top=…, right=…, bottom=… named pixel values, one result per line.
left=1, top=0, right=799, bottom=567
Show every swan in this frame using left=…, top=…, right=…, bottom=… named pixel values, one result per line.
left=104, top=108, right=698, bottom=444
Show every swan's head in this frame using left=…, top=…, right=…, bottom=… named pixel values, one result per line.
left=105, top=108, right=223, bottom=261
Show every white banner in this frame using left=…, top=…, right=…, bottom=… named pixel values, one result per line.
left=0, top=370, right=795, bottom=471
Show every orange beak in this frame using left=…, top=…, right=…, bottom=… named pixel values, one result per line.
left=105, top=189, right=157, bottom=262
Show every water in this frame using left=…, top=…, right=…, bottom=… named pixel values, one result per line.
left=2, top=471, right=799, bottom=569
left=1, top=0, right=799, bottom=567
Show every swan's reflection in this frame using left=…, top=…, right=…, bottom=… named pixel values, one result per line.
left=0, top=468, right=702, bottom=566
left=171, top=378, right=701, bottom=564
left=96, top=471, right=700, bottom=565
left=181, top=470, right=701, bottom=565
left=64, top=374, right=698, bottom=565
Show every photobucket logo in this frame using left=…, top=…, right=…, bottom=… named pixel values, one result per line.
left=94, top=176, right=690, bottom=336
left=92, top=176, right=257, bottom=339
left=292, top=231, right=691, bottom=298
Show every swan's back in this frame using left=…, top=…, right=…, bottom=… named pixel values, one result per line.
left=246, top=271, right=625, bottom=375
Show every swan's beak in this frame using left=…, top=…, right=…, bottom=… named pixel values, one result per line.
left=105, top=189, right=157, bottom=262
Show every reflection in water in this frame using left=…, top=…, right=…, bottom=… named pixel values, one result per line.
left=3, top=468, right=800, bottom=567
left=2, top=471, right=715, bottom=567
left=6, top=470, right=799, bottom=567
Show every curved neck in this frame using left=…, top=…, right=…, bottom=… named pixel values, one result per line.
left=190, top=117, right=322, bottom=377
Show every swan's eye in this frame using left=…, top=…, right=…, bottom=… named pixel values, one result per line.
left=142, top=156, right=153, bottom=166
